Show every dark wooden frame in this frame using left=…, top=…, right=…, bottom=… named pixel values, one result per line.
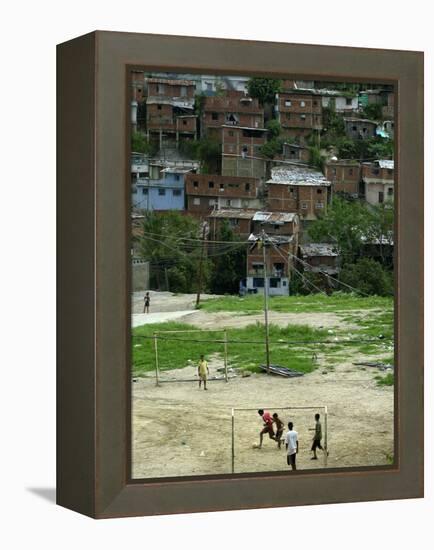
left=57, top=31, right=424, bottom=519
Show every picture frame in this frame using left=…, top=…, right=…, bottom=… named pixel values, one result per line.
left=57, top=31, right=423, bottom=518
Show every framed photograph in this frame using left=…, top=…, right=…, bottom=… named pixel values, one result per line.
left=57, top=31, right=423, bottom=518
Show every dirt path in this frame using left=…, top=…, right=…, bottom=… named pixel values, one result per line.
left=132, top=359, right=393, bottom=479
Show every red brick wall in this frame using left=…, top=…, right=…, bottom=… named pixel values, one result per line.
left=325, top=163, right=361, bottom=195
left=362, top=164, right=394, bottom=181
left=147, top=104, right=174, bottom=130
left=185, top=173, right=259, bottom=199
left=148, top=81, right=195, bottom=98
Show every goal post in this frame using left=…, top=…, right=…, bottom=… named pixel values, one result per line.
left=153, top=329, right=229, bottom=385
left=231, top=405, right=328, bottom=473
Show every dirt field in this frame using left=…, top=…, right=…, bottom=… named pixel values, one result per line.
left=132, top=357, right=394, bottom=479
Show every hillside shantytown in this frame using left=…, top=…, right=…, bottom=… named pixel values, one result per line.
left=129, top=73, right=395, bottom=478
left=130, top=73, right=394, bottom=298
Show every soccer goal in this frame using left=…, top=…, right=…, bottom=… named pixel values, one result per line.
left=153, top=329, right=229, bottom=385
left=231, top=406, right=328, bottom=473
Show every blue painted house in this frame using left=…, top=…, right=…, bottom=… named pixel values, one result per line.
left=132, top=167, right=191, bottom=211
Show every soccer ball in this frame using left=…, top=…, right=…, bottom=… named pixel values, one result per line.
left=252, top=443, right=260, bottom=449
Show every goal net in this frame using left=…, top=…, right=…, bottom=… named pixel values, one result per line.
left=231, top=406, right=328, bottom=473
left=153, top=329, right=229, bottom=384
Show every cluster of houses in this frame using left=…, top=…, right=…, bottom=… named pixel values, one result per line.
left=131, top=73, right=394, bottom=295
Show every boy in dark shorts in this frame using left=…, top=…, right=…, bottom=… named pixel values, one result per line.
left=311, top=413, right=324, bottom=459
left=273, top=413, right=284, bottom=449
left=257, top=409, right=276, bottom=448
left=143, top=292, right=150, bottom=314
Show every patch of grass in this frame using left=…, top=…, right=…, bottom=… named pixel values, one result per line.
left=376, top=373, right=394, bottom=386
left=198, top=292, right=393, bottom=314
left=132, top=321, right=330, bottom=376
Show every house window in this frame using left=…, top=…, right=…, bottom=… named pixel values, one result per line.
left=193, top=181, right=199, bottom=188
left=346, top=97, right=352, bottom=105
left=285, top=100, right=292, bottom=107
left=211, top=112, right=219, bottom=121
left=378, top=191, right=384, bottom=203
left=253, top=277, right=264, bottom=288
left=180, top=85, right=187, bottom=96
left=193, top=198, right=201, bottom=205
left=316, top=202, right=324, bottom=208
left=387, top=187, right=393, bottom=196
left=157, top=84, right=165, bottom=93
left=317, top=188, right=322, bottom=194
left=252, top=263, right=264, bottom=274
left=206, top=82, right=212, bottom=91
left=174, top=174, right=180, bottom=181
left=349, top=168, right=353, bottom=175
left=173, top=189, right=181, bottom=196
left=158, top=189, right=166, bottom=196
left=313, top=100, right=318, bottom=106
left=362, top=127, right=367, bottom=133
left=219, top=183, right=224, bottom=190
left=289, top=188, right=294, bottom=194
left=300, top=114, right=306, bottom=120
left=352, top=126, right=357, bottom=131
left=301, top=202, right=308, bottom=209
left=372, top=169, right=380, bottom=176
left=182, top=119, right=187, bottom=125
left=245, top=183, right=250, bottom=191
left=226, top=200, right=231, bottom=206
left=300, top=101, right=306, bottom=107
left=157, top=105, right=162, bottom=110
left=274, top=225, right=280, bottom=231
left=229, top=219, right=239, bottom=226
left=209, top=181, right=214, bottom=189
left=228, top=130, right=234, bottom=137
left=142, top=188, right=148, bottom=195
left=270, top=278, right=281, bottom=288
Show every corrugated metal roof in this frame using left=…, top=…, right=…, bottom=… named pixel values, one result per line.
left=252, top=211, right=297, bottom=223
left=300, top=244, right=339, bottom=257
left=267, top=166, right=331, bottom=186
left=147, top=78, right=196, bottom=86
left=377, top=160, right=394, bottom=169
left=248, top=233, right=294, bottom=244
left=209, top=209, right=256, bottom=219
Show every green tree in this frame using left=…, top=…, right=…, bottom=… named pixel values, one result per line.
left=131, top=131, right=158, bottom=156
left=209, top=222, right=246, bottom=294
left=361, top=103, right=382, bottom=121
left=308, top=196, right=371, bottom=264
left=137, top=211, right=208, bottom=292
left=340, top=258, right=393, bottom=296
left=246, top=78, right=282, bottom=106
left=265, top=119, right=281, bottom=139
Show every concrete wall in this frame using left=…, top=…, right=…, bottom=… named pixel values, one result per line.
left=132, top=260, right=150, bottom=292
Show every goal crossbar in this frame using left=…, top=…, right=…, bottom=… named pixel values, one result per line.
left=231, top=406, right=328, bottom=473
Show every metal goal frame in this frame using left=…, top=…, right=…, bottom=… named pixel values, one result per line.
left=231, top=405, right=328, bottom=473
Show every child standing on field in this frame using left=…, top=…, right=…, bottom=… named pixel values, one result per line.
left=273, top=413, right=284, bottom=449
left=198, top=354, right=210, bottom=390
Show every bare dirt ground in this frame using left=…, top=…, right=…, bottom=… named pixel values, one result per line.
left=132, top=357, right=394, bottom=480
left=131, top=291, right=393, bottom=479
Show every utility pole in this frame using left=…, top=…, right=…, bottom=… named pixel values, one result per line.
left=195, top=222, right=208, bottom=307
left=262, top=230, right=271, bottom=373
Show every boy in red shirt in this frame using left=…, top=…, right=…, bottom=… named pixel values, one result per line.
left=257, top=409, right=276, bottom=448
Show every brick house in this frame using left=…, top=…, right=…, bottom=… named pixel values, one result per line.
left=145, top=78, right=197, bottom=146
left=208, top=209, right=256, bottom=239
left=266, top=167, right=331, bottom=221
left=202, top=90, right=264, bottom=137
left=344, top=118, right=378, bottom=140
left=362, top=160, right=394, bottom=205
left=299, top=243, right=340, bottom=275
left=244, top=212, right=300, bottom=296
left=275, top=88, right=322, bottom=143
left=185, top=173, right=261, bottom=218
left=246, top=237, right=297, bottom=296
left=280, top=143, right=310, bottom=164
left=325, top=160, right=361, bottom=197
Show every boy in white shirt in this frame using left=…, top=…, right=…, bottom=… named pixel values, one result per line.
left=285, top=422, right=299, bottom=470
